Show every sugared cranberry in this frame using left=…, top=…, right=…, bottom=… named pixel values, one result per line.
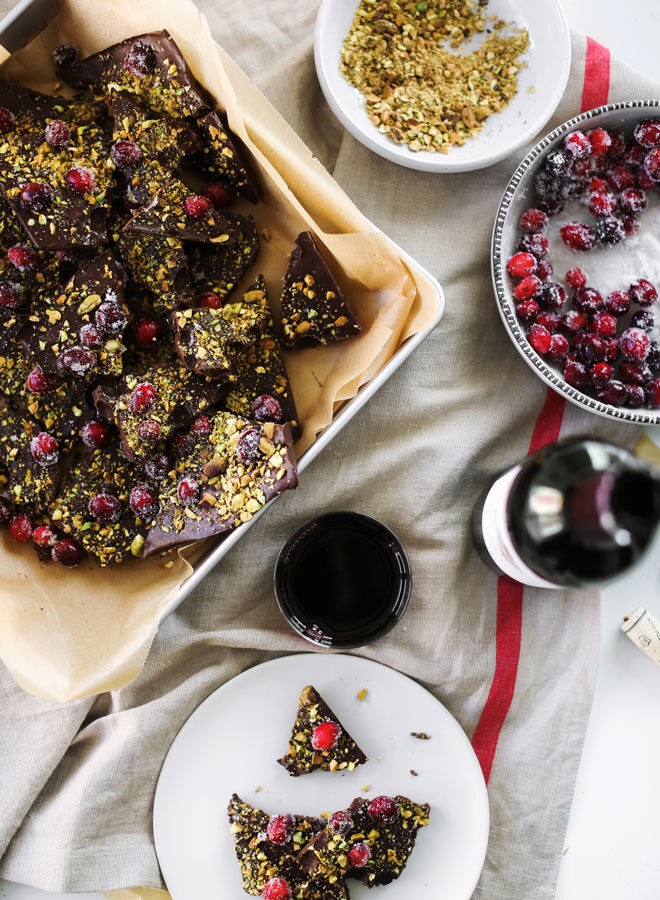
left=89, top=493, right=121, bottom=523
left=575, top=286, right=603, bottom=314
left=572, top=158, right=593, bottom=177
left=646, top=379, right=660, bottom=407
left=560, top=222, right=595, bottom=251
left=563, top=310, right=587, bottom=332
left=203, top=182, right=233, bottom=208
left=58, top=346, right=96, bottom=376
left=95, top=301, right=126, bottom=335
left=136, top=419, right=161, bottom=443
left=635, top=119, right=660, bottom=149
left=52, top=539, right=81, bottom=566
left=30, top=432, right=58, bottom=466
left=9, top=244, right=36, bottom=271
left=565, top=267, right=587, bottom=290
left=124, top=41, right=157, bottom=77
left=629, top=278, right=658, bottom=307
left=134, top=318, right=164, bottom=347
left=570, top=329, right=588, bottom=352
left=26, top=366, right=55, bottom=393
left=623, top=215, right=640, bottom=236
left=589, top=313, right=617, bottom=338
left=177, top=476, right=200, bottom=506
left=607, top=162, right=635, bottom=191
left=536, top=259, right=553, bottom=282
left=44, top=119, right=71, bottom=148
left=620, top=327, right=650, bottom=361
left=348, top=842, right=371, bottom=868
left=198, top=292, right=222, bottom=309
left=537, top=195, right=565, bottom=216
left=9, top=514, right=32, bottom=542
left=548, top=334, right=569, bottom=359
left=33, top=525, right=56, bottom=548
left=79, top=323, right=103, bottom=348
left=0, top=282, right=19, bottom=308
left=625, top=384, right=645, bottom=407
left=594, top=216, right=625, bottom=246
left=111, top=140, right=142, bottom=169
left=539, top=282, right=566, bottom=312
left=608, top=130, right=626, bottom=158
left=506, top=252, right=537, bottom=279
left=145, top=452, right=171, bottom=481
left=604, top=290, right=630, bottom=316
left=514, top=275, right=541, bottom=301
left=587, top=190, right=616, bottom=218
left=604, top=338, right=621, bottom=363
left=599, top=380, right=627, bottom=406
left=129, top=484, right=159, bottom=518
left=262, top=878, right=291, bottom=900
left=328, top=810, right=353, bottom=835
left=236, top=427, right=262, bottom=465
left=65, top=166, right=96, bottom=194
left=519, top=233, right=549, bottom=257
left=631, top=310, right=654, bottom=330
left=20, top=182, right=54, bottom=211
left=184, top=194, right=213, bottom=219
left=516, top=299, right=539, bottom=322
left=545, top=149, right=570, bottom=176
left=52, top=43, right=79, bottom=69
left=173, top=431, right=195, bottom=457
left=590, top=363, right=612, bottom=389
left=588, top=128, right=612, bottom=157
left=619, top=187, right=646, bottom=214
left=624, top=140, right=646, bottom=167
left=129, top=383, right=158, bottom=415
left=0, top=107, right=15, bottom=133
left=637, top=169, right=656, bottom=190
left=528, top=323, right=552, bottom=355
left=311, top=720, right=342, bottom=751
left=81, top=420, right=108, bottom=448
left=581, top=334, right=606, bottom=364
left=251, top=395, right=283, bottom=423
left=620, top=361, right=651, bottom=385
left=368, top=795, right=400, bottom=824
left=536, top=312, right=562, bottom=332
left=191, top=415, right=212, bottom=437
left=564, top=130, right=591, bottom=159
left=266, top=814, right=294, bottom=845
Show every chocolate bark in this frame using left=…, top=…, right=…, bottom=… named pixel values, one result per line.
left=116, top=229, right=193, bottom=315
left=195, top=111, right=261, bottom=203
left=188, top=212, right=260, bottom=303
left=0, top=409, right=60, bottom=514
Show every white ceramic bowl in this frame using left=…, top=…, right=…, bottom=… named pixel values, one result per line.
left=492, top=100, right=660, bottom=425
left=314, top=0, right=571, bottom=173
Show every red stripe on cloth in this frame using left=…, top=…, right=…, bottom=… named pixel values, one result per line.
left=471, top=37, right=611, bottom=784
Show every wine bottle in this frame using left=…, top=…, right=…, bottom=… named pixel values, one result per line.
left=471, top=437, right=660, bottom=589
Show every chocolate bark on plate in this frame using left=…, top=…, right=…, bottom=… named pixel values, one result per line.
left=143, top=412, right=298, bottom=556
left=195, top=111, right=261, bottom=204
left=227, top=794, right=347, bottom=899
left=298, top=795, right=430, bottom=889
left=280, top=232, right=361, bottom=349
left=278, top=685, right=368, bottom=776
left=188, top=212, right=260, bottom=304
left=0, top=409, right=61, bottom=514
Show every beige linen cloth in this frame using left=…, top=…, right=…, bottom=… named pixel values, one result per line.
left=0, top=3, right=656, bottom=898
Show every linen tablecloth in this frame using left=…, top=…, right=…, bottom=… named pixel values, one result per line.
left=0, top=3, right=657, bottom=898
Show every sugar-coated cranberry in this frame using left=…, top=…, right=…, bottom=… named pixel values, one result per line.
left=52, top=43, right=79, bottom=69
left=562, top=310, right=587, bottom=332
left=624, top=140, right=646, bottom=168
left=506, top=252, right=537, bottom=279
left=251, top=395, right=283, bottom=423
left=177, top=476, right=200, bottom=506
left=589, top=313, right=617, bottom=338
left=545, top=150, right=570, bottom=176
left=590, top=362, right=612, bottom=389
left=129, top=383, right=158, bottom=414
left=33, top=525, right=56, bottom=548
left=203, top=182, right=233, bottom=208
left=635, top=119, right=660, bottom=149
left=536, top=312, right=562, bottom=332
left=184, top=194, right=213, bottom=219
left=581, top=334, right=606, bottom=364
left=65, top=166, right=96, bottom=194
left=604, top=338, right=620, bottom=363
left=565, top=268, right=587, bottom=291
left=9, top=244, right=36, bottom=271
left=311, top=720, right=342, bottom=751
left=134, top=318, right=164, bottom=347
left=0, top=106, right=15, bottom=133
left=560, top=222, right=595, bottom=251
left=145, top=452, right=171, bottom=481
left=528, top=323, right=552, bottom=355
left=30, top=432, right=59, bottom=466
left=620, top=327, right=650, bottom=361
left=328, top=810, right=353, bottom=835
left=620, top=361, right=651, bottom=385
left=44, top=119, right=71, bottom=148
left=607, top=162, right=635, bottom=191
left=79, top=323, right=103, bottom=348
left=636, top=169, right=656, bottom=190
left=236, top=427, right=262, bottom=465
left=58, top=346, right=96, bottom=376
left=536, top=259, right=554, bottom=282
left=575, top=286, right=603, bottom=314
left=173, top=431, right=195, bottom=457
left=587, top=190, right=616, bottom=218
left=646, top=379, right=660, bottom=407
left=588, top=176, right=608, bottom=193
left=604, top=290, right=630, bottom=316
left=518, top=233, right=549, bottom=257
left=191, top=415, right=212, bottom=437
left=368, top=795, right=400, bottom=824
left=623, top=215, right=640, bottom=236
left=539, top=282, right=566, bottom=312
left=198, top=292, right=222, bottom=309
left=9, top=514, right=32, bottom=542
left=564, top=130, right=591, bottom=159
left=537, top=195, right=565, bottom=216
left=136, top=419, right=161, bottom=443
left=564, top=362, right=588, bottom=390
left=81, top=420, right=108, bottom=448
left=111, top=140, right=142, bottom=169
left=631, top=310, right=654, bottom=330
left=548, top=334, right=569, bottom=360
left=619, top=187, right=646, bottom=214
left=124, top=41, right=157, bottom=77
left=594, top=216, right=625, bottom=245
left=514, top=276, right=541, bottom=301
left=608, top=130, right=626, bottom=158
left=570, top=329, right=588, bottom=352
left=95, top=301, right=126, bottom=335
left=26, top=366, right=55, bottom=394
left=129, top=484, right=159, bottom=518
left=20, top=182, right=54, bottom=211
left=629, top=278, right=658, bottom=307
left=0, top=282, right=19, bottom=308
left=348, top=842, right=371, bottom=868
left=588, top=128, right=612, bottom=157
left=52, top=539, right=81, bottom=566
left=516, top=299, right=539, bottom=322
left=625, top=384, right=645, bottom=408
left=89, top=493, right=121, bottom=523
left=572, top=158, right=593, bottom=178
left=266, top=814, right=294, bottom=845
left=262, top=878, right=291, bottom=900
left=599, top=380, right=627, bottom=406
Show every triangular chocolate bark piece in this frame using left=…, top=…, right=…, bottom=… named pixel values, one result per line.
left=196, top=110, right=261, bottom=204
left=188, top=212, right=260, bottom=303
left=278, top=685, right=368, bottom=776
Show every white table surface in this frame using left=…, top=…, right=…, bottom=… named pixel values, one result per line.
left=2, top=2, right=660, bottom=900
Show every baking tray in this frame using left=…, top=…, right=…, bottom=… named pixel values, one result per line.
left=0, top=0, right=445, bottom=619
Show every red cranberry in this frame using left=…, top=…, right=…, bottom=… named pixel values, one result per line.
left=0, top=107, right=15, bottom=132
left=173, top=431, right=195, bottom=457
left=599, top=380, right=626, bottom=406
left=251, top=395, right=283, bottom=422
left=548, top=334, right=569, bottom=360
left=624, top=140, right=646, bottom=167
left=620, top=361, right=651, bottom=385
left=348, top=843, right=371, bottom=869
left=236, top=427, right=262, bottom=465
left=635, top=119, right=660, bottom=149
left=9, top=245, right=36, bottom=271
left=111, top=140, right=142, bottom=169
left=562, top=310, right=587, bottom=332
left=587, top=191, right=616, bottom=217
left=536, top=312, right=562, bottom=332
left=33, top=525, right=56, bottom=548
left=572, top=158, right=594, bottom=177
left=44, top=119, right=71, bottom=148
left=594, top=216, right=625, bottom=245
left=191, top=415, right=212, bottom=437
left=328, top=810, right=353, bottom=835
left=26, top=366, right=55, bottom=393
left=604, top=290, right=630, bottom=316
left=560, top=222, right=595, bottom=251
left=52, top=43, right=79, bottom=69
left=198, top=292, right=222, bottom=309
left=311, top=720, right=342, bottom=751
left=81, top=420, right=108, bottom=448
left=30, top=432, right=59, bottom=466
left=58, top=346, right=96, bottom=376
left=95, top=301, right=126, bottom=334
left=136, top=419, right=161, bottom=443
left=604, top=338, right=620, bottom=363
left=566, top=267, right=587, bottom=290
left=368, top=795, right=400, bottom=824
left=177, top=476, right=199, bottom=506
left=620, top=327, right=650, bottom=361
left=9, top=514, right=32, bottom=542
left=619, top=188, right=646, bottom=214
left=518, top=233, right=548, bottom=257
left=203, top=182, right=233, bottom=208
left=262, top=878, right=291, bottom=900
left=514, top=275, right=541, bottom=301
left=129, top=484, right=159, bottom=518
left=589, top=176, right=608, bottom=192
left=646, top=379, right=660, bottom=407
left=266, top=814, right=294, bottom=845
left=20, top=182, right=54, bottom=211
left=581, top=334, right=606, bottom=364
left=124, top=41, right=157, bottom=77
left=589, top=313, right=617, bottom=338
left=0, top=282, right=19, bottom=308
left=134, top=318, right=164, bottom=347
left=528, top=323, right=552, bottom=355
left=588, top=128, right=612, bottom=157
left=89, top=493, right=121, bottom=523
left=506, top=252, right=537, bottom=279
left=539, top=282, right=566, bottom=312
left=623, top=215, right=640, bottom=236
left=608, top=130, right=626, bottom=158
left=631, top=310, right=654, bottom=330
left=129, top=383, right=158, bottom=415
left=565, top=361, right=589, bottom=390
left=629, top=279, right=658, bottom=307
left=607, top=162, right=636, bottom=191
left=52, top=539, right=81, bottom=566
left=536, top=259, right=553, bottom=282
left=625, top=384, right=645, bottom=407
left=65, top=166, right=96, bottom=194
left=564, top=130, right=591, bottom=159
left=184, top=194, right=213, bottom=219
left=144, top=452, right=171, bottom=481
left=516, top=299, right=539, bottom=322
left=637, top=169, right=656, bottom=190
left=79, top=323, right=103, bottom=348
left=545, top=149, right=570, bottom=177
left=590, top=362, right=612, bottom=388
left=575, top=286, right=603, bottom=314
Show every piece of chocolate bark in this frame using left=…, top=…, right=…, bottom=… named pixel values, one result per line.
left=0, top=408, right=61, bottom=514
left=298, top=795, right=430, bottom=889
left=111, top=90, right=198, bottom=163
left=195, top=111, right=261, bottom=204
left=278, top=685, right=368, bottom=776
left=280, top=232, right=361, bottom=349
left=227, top=794, right=347, bottom=899
left=188, top=212, right=260, bottom=303
left=143, top=411, right=297, bottom=556
left=116, top=229, right=193, bottom=315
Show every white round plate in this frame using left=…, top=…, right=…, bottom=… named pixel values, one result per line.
left=314, top=0, right=571, bottom=173
left=154, top=653, right=489, bottom=900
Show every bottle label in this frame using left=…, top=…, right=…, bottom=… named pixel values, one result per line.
left=480, top=465, right=561, bottom=590
left=621, top=607, right=660, bottom=667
